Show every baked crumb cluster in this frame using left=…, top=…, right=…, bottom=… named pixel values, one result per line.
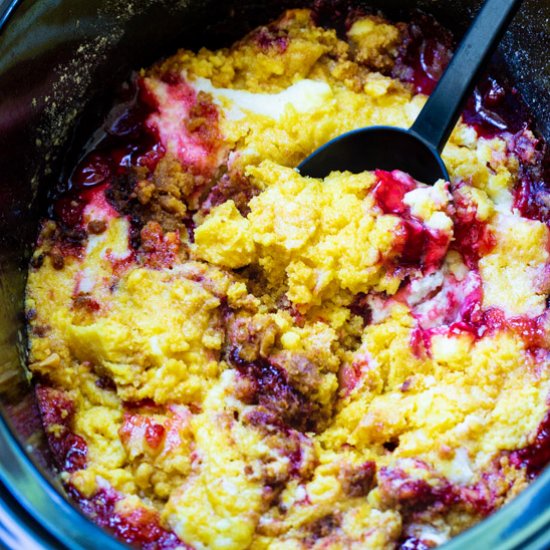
left=26, top=8, right=550, bottom=550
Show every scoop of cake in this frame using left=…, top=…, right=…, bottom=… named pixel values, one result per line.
left=194, top=161, right=453, bottom=305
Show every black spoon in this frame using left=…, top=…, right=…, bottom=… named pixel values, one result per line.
left=298, top=0, right=523, bottom=183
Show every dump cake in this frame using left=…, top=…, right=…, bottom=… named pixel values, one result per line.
left=26, top=7, right=550, bottom=549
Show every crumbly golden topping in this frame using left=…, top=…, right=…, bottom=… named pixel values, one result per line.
left=26, top=9, right=550, bottom=550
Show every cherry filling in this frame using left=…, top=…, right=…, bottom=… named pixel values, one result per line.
left=53, top=184, right=109, bottom=229
left=514, top=160, right=550, bottom=226
left=229, top=348, right=316, bottom=433
left=410, top=282, right=547, bottom=357
left=374, top=169, right=416, bottom=214
left=49, top=75, right=165, bottom=245
left=392, top=13, right=454, bottom=96
left=450, top=190, right=496, bottom=270
left=510, top=410, right=550, bottom=478
left=393, top=14, right=550, bottom=230
left=35, top=385, right=87, bottom=473
left=348, top=293, right=373, bottom=326
left=378, top=464, right=458, bottom=512
left=148, top=74, right=223, bottom=177
left=71, top=77, right=165, bottom=190
left=67, top=486, right=188, bottom=550
left=373, top=170, right=450, bottom=271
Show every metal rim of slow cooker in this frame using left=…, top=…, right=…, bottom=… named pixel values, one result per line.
left=0, top=0, right=549, bottom=548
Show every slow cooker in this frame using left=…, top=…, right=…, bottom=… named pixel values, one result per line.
left=0, top=0, right=549, bottom=548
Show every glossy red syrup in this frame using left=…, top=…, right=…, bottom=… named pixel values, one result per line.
left=373, top=170, right=450, bottom=271
left=392, top=13, right=550, bottom=227
left=514, top=159, right=550, bottom=226
left=463, top=77, right=537, bottom=141
left=378, top=464, right=458, bottom=511
left=411, top=286, right=548, bottom=356
left=348, top=293, right=373, bottom=326
left=510, top=410, right=550, bottom=479
left=71, top=77, right=165, bottom=189
left=67, top=485, right=189, bottom=549
left=35, top=385, right=87, bottom=472
left=229, top=348, right=315, bottom=432
left=53, top=184, right=111, bottom=229
left=392, top=13, right=454, bottom=96
left=50, top=76, right=165, bottom=240
left=450, top=189, right=496, bottom=269
left=148, top=74, right=223, bottom=177
left=374, top=170, right=416, bottom=214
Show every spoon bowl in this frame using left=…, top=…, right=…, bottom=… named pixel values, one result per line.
left=298, top=126, right=449, bottom=183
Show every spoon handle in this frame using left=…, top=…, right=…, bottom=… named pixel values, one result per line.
left=410, top=0, right=523, bottom=153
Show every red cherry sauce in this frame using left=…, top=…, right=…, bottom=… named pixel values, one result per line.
left=244, top=408, right=311, bottom=478
left=147, top=71, right=223, bottom=179
left=373, top=169, right=450, bottom=271
left=405, top=183, right=498, bottom=356
left=392, top=13, right=530, bottom=137
left=399, top=538, right=431, bottom=550
left=379, top=459, right=515, bottom=526
left=392, top=13, right=454, bottom=96
left=379, top=457, right=529, bottom=525
left=509, top=410, right=550, bottom=479
left=391, top=11, right=550, bottom=227
left=463, top=84, right=550, bottom=234
left=481, top=308, right=548, bottom=350
left=49, top=75, right=165, bottom=250
left=229, top=348, right=315, bottom=433
left=450, top=187, right=496, bottom=270
left=460, top=75, right=550, bottom=237
left=348, top=292, right=373, bottom=326
left=378, top=463, right=458, bottom=512
left=461, top=71, right=538, bottom=143
left=513, top=139, right=550, bottom=226
left=54, top=184, right=113, bottom=230
left=35, top=385, right=87, bottom=472
left=410, top=286, right=548, bottom=357
left=67, top=485, right=189, bottom=550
